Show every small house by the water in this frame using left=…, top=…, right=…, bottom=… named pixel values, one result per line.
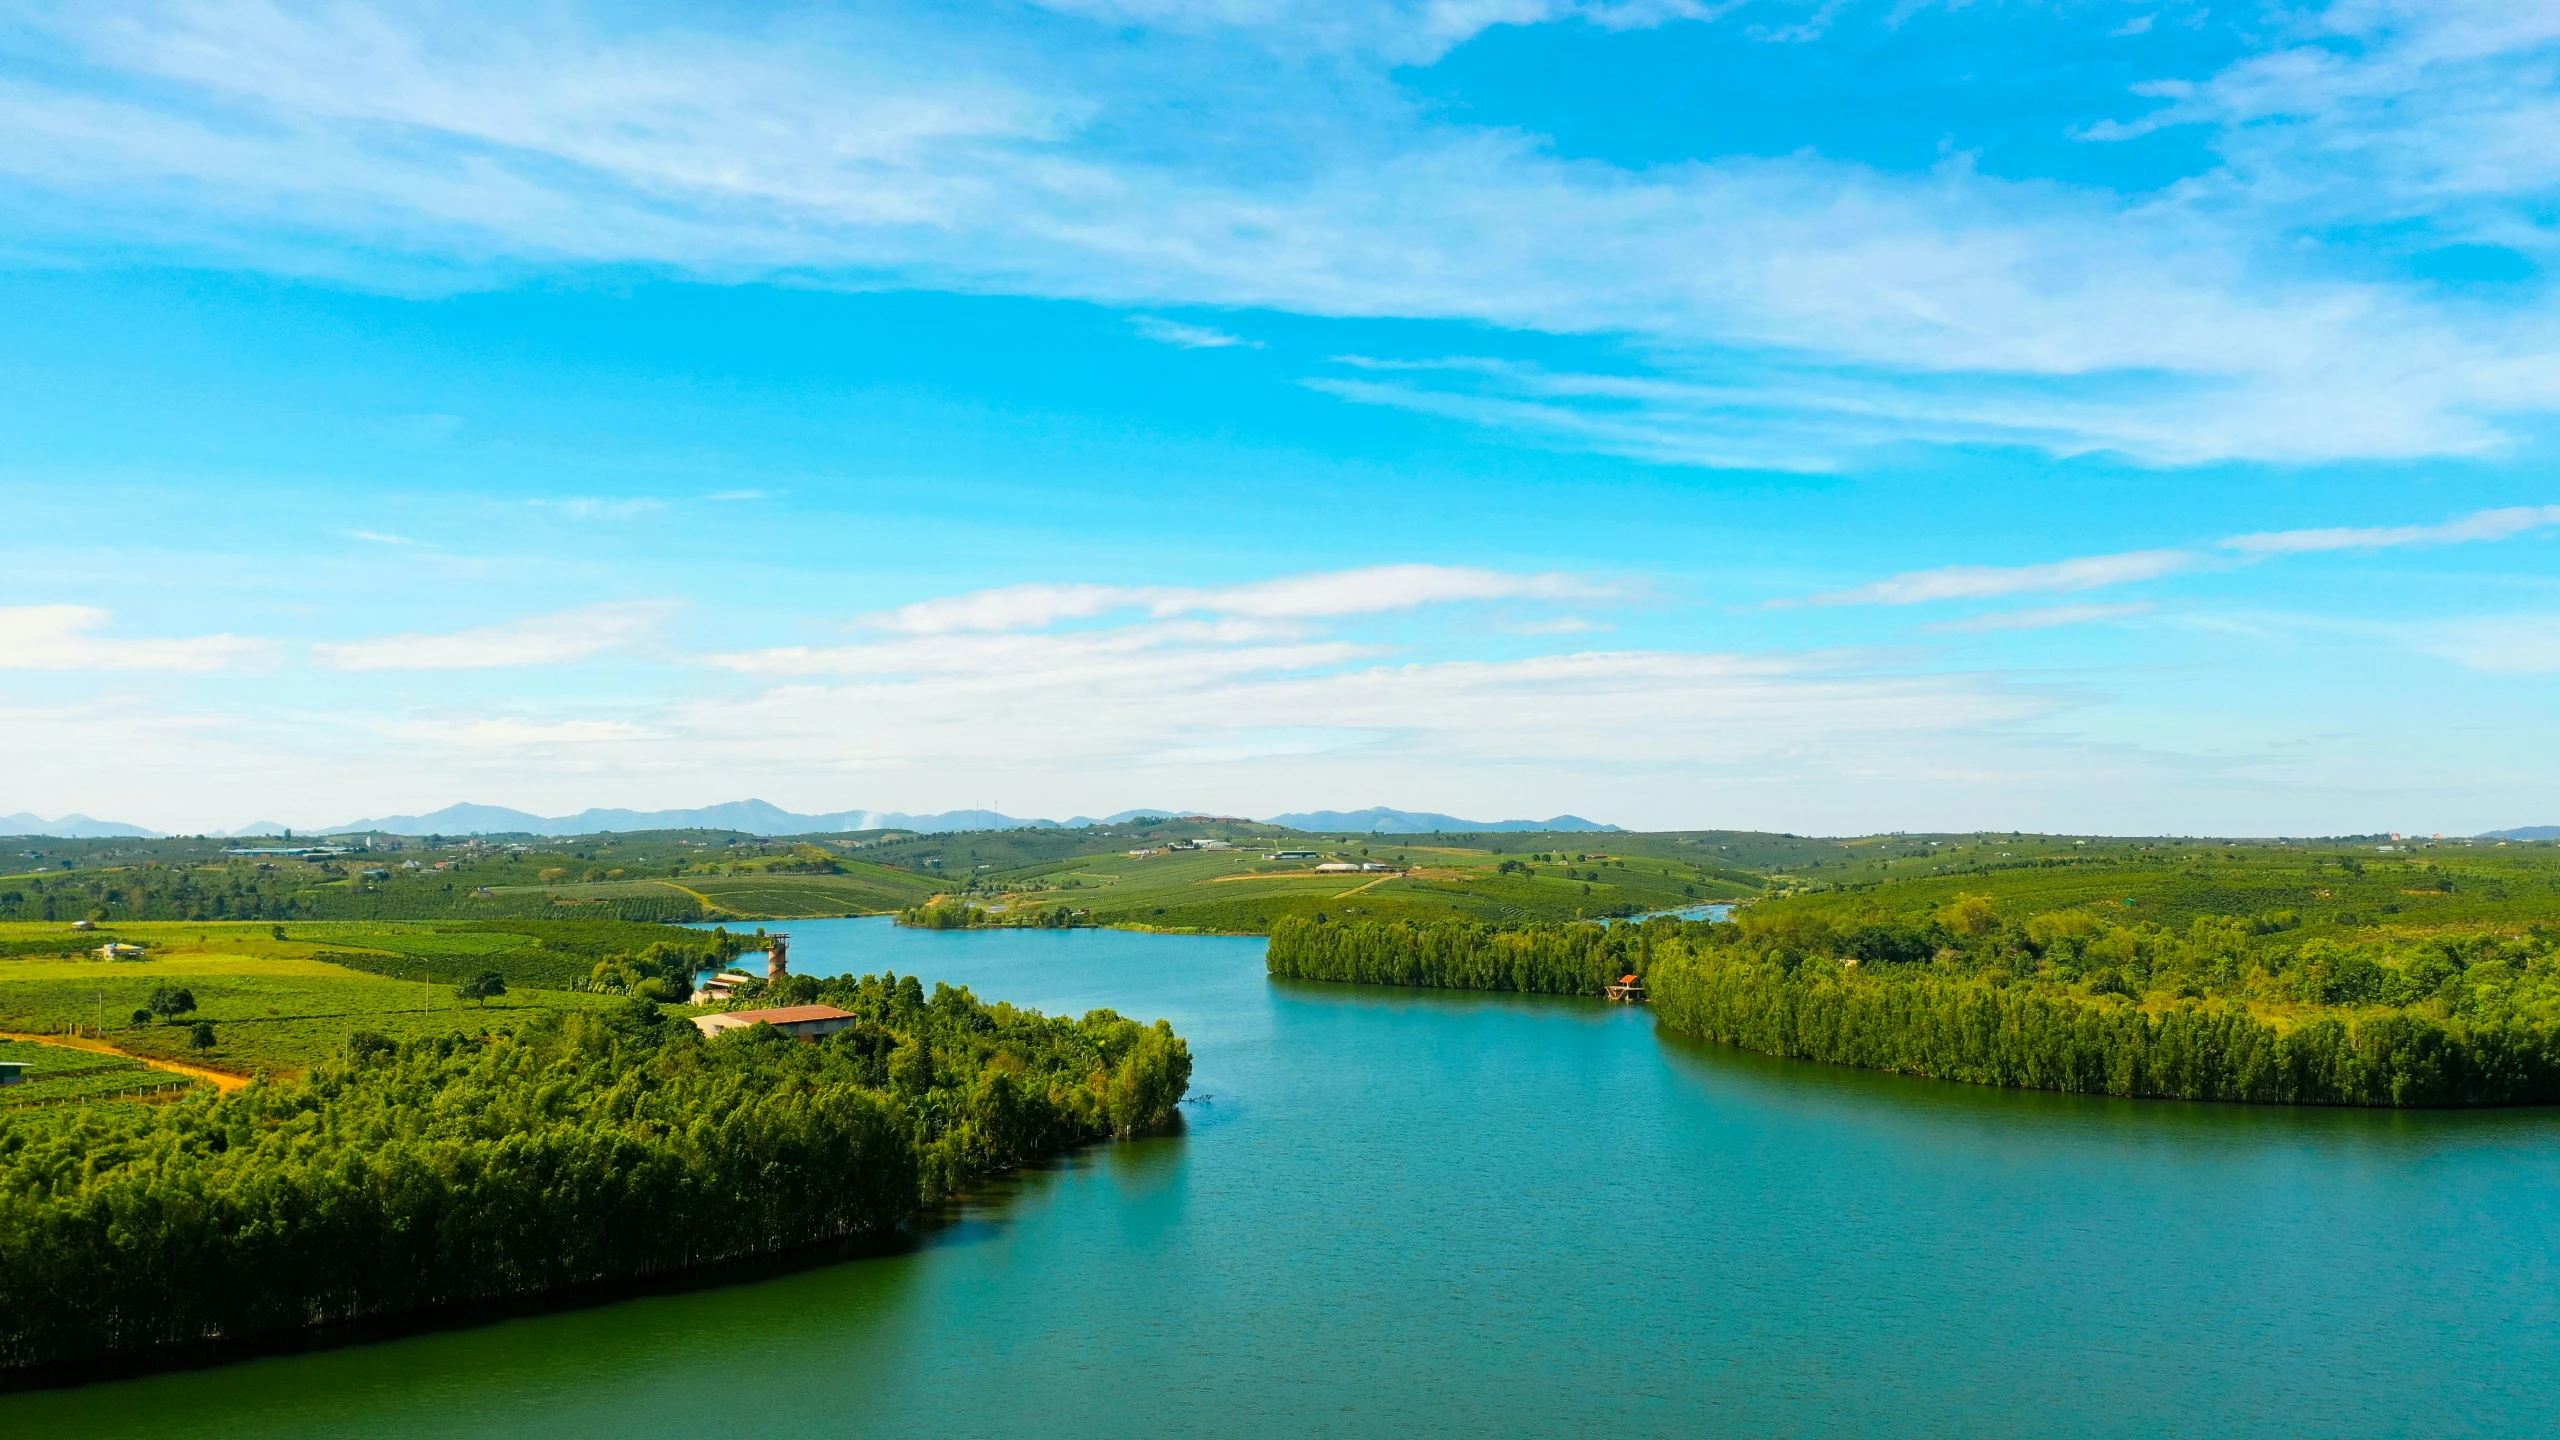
left=1604, top=973, right=1647, bottom=1003
left=694, top=970, right=760, bottom=1002
left=691, top=1004, right=857, bottom=1041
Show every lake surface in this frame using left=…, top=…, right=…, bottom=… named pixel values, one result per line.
left=13, top=918, right=2560, bottom=1435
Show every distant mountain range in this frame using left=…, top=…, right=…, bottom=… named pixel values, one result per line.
left=322, top=800, right=1068, bottom=837
left=0, top=812, right=159, bottom=839
left=2483, top=826, right=2560, bottom=840
left=1266, top=807, right=1620, bottom=833
left=1, top=799, right=1620, bottom=839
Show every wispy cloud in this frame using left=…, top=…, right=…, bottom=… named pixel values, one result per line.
left=0, top=606, right=269, bottom=672
left=1808, top=500, right=2560, bottom=609
left=2221, top=504, right=2560, bottom=555
left=346, top=529, right=414, bottom=546
left=6, top=1, right=2559, bottom=469
left=704, top=489, right=771, bottom=502
left=854, top=564, right=1608, bottom=635
left=2409, top=615, right=2560, bottom=674
left=533, top=498, right=666, bottom=521
left=1806, top=551, right=2195, bottom=607
left=704, top=589, right=2064, bottom=779
left=313, top=600, right=684, bottom=670
left=382, top=717, right=663, bottom=749
left=2081, top=0, right=2560, bottom=241
left=1925, top=603, right=2155, bottom=634
left=1129, top=315, right=1260, bottom=349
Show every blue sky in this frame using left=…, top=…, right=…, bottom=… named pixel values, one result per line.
left=1, top=0, right=2557, bottom=835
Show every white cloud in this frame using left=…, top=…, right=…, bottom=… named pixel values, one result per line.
left=854, top=564, right=1605, bottom=635
left=313, top=600, right=684, bottom=670
left=1806, top=550, right=2196, bottom=607
left=2410, top=614, right=2560, bottom=673
left=1308, top=353, right=2429, bottom=472
left=1803, top=500, right=2560, bottom=610
left=1129, top=315, right=1261, bottom=348
left=1200, top=564, right=1602, bottom=620
left=533, top=497, right=666, bottom=521
left=2, top=588, right=2120, bottom=834
left=1925, top=603, right=2156, bottom=634
left=703, top=620, right=2060, bottom=779
left=2089, top=0, right=2560, bottom=232
left=687, top=568, right=2071, bottom=817
left=382, top=717, right=663, bottom=750
left=714, top=617, right=1363, bottom=680
left=18, top=571, right=2560, bottom=836
left=346, top=528, right=414, bottom=545
left=704, top=489, right=771, bottom=502
left=1020, top=0, right=1723, bottom=64
left=2220, top=503, right=2560, bottom=554
left=0, top=605, right=269, bottom=671
left=5, top=1, right=2559, bottom=468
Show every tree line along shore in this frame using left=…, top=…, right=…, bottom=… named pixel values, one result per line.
left=1266, top=841, right=2560, bottom=1108
left=2, top=828, right=2551, bottom=1378
left=0, top=915, right=1189, bottom=1380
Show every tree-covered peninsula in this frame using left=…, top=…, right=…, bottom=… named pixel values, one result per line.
left=1267, top=846, right=2560, bottom=1107
left=0, top=972, right=1188, bottom=1375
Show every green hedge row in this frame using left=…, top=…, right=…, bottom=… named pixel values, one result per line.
left=1646, top=948, right=2560, bottom=1107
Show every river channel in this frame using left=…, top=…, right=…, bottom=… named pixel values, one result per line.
left=12, top=918, right=2560, bottom=1435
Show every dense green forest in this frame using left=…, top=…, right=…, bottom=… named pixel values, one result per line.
left=0, top=975, right=1189, bottom=1373
left=1266, top=915, right=1654, bottom=994
left=1266, top=848, right=2560, bottom=1106
left=1643, top=926, right=2560, bottom=1107
left=309, top=920, right=755, bottom=993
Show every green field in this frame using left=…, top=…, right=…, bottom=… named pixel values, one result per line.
left=14, top=820, right=2544, bottom=941
left=0, top=833, right=949, bottom=925
left=927, top=838, right=1758, bottom=932
left=0, top=1037, right=197, bottom=1108
left=0, top=917, right=746, bottom=988
left=0, top=821, right=1774, bottom=928
left=1748, top=840, right=2560, bottom=938
left=536, top=867, right=945, bottom=918
left=0, top=925, right=683, bottom=1075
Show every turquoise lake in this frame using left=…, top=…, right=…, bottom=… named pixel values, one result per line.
left=11, top=917, right=2559, bottom=1435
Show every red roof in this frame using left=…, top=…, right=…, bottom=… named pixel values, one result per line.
left=726, top=1005, right=855, bottom=1024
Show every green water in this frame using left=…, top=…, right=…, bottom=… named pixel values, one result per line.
left=13, top=919, right=2560, bottom=1435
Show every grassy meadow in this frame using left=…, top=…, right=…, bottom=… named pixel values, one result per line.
left=0, top=923, right=661, bottom=1077
left=1748, top=838, right=2560, bottom=938
left=0, top=833, right=949, bottom=925
left=923, top=838, right=1759, bottom=932
left=2, top=820, right=1783, bottom=929
left=0, top=1037, right=197, bottom=1108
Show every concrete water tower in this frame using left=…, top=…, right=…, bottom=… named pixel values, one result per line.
left=765, top=933, right=792, bottom=979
